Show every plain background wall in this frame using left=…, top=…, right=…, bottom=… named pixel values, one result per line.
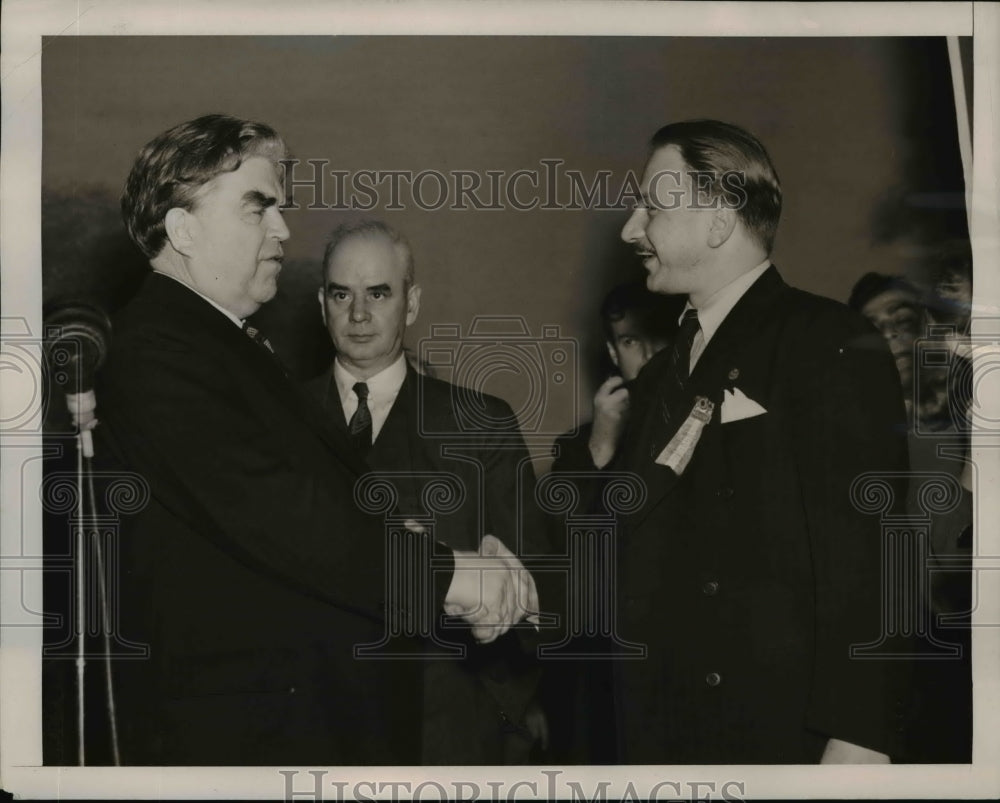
left=40, top=36, right=967, bottom=459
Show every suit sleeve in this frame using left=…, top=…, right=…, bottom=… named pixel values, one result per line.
left=99, top=331, right=452, bottom=626
left=788, top=313, right=910, bottom=755
left=550, top=427, right=597, bottom=474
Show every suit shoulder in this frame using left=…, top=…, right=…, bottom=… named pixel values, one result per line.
left=419, top=373, right=516, bottom=418
left=780, top=286, right=879, bottom=345
left=301, top=368, right=331, bottom=400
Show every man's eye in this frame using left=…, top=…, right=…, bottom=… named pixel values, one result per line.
left=370, top=291, right=385, bottom=300
left=331, top=292, right=348, bottom=302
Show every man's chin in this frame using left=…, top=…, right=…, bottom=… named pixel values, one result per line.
left=252, top=283, right=279, bottom=306
left=646, top=266, right=679, bottom=296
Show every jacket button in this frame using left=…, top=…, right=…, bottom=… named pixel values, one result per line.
left=705, top=672, right=722, bottom=687
left=702, top=580, right=719, bottom=596
left=716, top=487, right=734, bottom=499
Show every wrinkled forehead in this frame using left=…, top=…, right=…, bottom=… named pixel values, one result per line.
left=192, top=155, right=285, bottom=205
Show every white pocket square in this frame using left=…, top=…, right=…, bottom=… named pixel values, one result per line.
left=720, top=387, right=767, bottom=423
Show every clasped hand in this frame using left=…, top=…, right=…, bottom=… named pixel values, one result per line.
left=444, top=534, right=540, bottom=644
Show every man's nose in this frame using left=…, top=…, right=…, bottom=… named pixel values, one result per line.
left=349, top=297, right=369, bottom=322
left=268, top=208, right=290, bottom=241
left=621, top=208, right=646, bottom=243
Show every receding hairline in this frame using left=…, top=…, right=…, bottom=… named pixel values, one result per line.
left=323, top=228, right=415, bottom=287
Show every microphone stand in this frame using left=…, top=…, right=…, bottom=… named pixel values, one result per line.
left=74, top=427, right=86, bottom=766
left=68, top=392, right=121, bottom=766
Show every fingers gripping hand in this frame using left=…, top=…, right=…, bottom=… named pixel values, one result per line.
left=444, top=535, right=539, bottom=643
left=483, top=534, right=540, bottom=629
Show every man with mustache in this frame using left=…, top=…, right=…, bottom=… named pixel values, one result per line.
left=613, top=119, right=910, bottom=763
left=97, top=115, right=535, bottom=764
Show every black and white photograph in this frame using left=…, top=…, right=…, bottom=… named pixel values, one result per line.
left=1, top=1, right=998, bottom=799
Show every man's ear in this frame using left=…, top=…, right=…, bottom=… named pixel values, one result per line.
left=164, top=207, right=197, bottom=256
left=706, top=206, right=737, bottom=249
left=606, top=340, right=620, bottom=368
left=406, top=284, right=422, bottom=327
left=317, top=286, right=327, bottom=326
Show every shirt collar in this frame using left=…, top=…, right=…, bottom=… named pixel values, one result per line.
left=681, top=259, right=771, bottom=343
left=333, top=353, right=408, bottom=404
left=154, top=270, right=244, bottom=328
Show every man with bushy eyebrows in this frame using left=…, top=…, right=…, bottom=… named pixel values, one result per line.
left=98, top=114, right=535, bottom=764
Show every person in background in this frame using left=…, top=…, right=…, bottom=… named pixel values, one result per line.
left=847, top=273, right=924, bottom=417
left=543, top=281, right=682, bottom=763
left=304, top=219, right=548, bottom=764
left=552, top=282, right=684, bottom=474
left=849, top=269, right=973, bottom=763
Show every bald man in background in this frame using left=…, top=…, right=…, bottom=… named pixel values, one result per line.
left=305, top=219, right=548, bottom=764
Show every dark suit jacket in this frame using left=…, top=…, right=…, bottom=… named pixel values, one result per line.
left=613, top=266, right=910, bottom=763
left=96, top=273, right=451, bottom=765
left=304, top=364, right=546, bottom=762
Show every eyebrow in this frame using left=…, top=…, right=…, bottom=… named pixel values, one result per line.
left=324, top=282, right=393, bottom=294
left=242, top=190, right=279, bottom=209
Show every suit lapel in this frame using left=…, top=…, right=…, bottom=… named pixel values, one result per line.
left=157, top=277, right=368, bottom=477
left=687, top=266, right=787, bottom=392
left=368, top=367, right=416, bottom=470
left=627, top=266, right=789, bottom=528
left=320, top=371, right=351, bottom=434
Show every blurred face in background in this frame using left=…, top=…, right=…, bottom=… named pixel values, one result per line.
left=860, top=287, right=923, bottom=390
left=933, top=269, right=973, bottom=332
left=606, top=312, right=671, bottom=382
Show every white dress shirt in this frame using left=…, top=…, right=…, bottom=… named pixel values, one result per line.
left=684, top=260, right=771, bottom=372
left=333, top=353, right=408, bottom=443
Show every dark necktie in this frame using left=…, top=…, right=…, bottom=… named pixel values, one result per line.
left=657, top=308, right=702, bottom=431
left=671, top=308, right=702, bottom=386
left=242, top=321, right=275, bottom=354
left=349, top=381, right=373, bottom=456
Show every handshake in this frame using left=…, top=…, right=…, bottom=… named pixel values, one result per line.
left=444, top=534, right=541, bottom=644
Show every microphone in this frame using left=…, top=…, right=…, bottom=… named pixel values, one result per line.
left=44, top=303, right=112, bottom=451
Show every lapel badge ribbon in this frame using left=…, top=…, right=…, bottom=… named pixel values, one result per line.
left=654, top=395, right=715, bottom=475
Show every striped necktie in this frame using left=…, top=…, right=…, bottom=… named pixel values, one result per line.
left=349, top=382, right=373, bottom=455
left=242, top=321, right=275, bottom=354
